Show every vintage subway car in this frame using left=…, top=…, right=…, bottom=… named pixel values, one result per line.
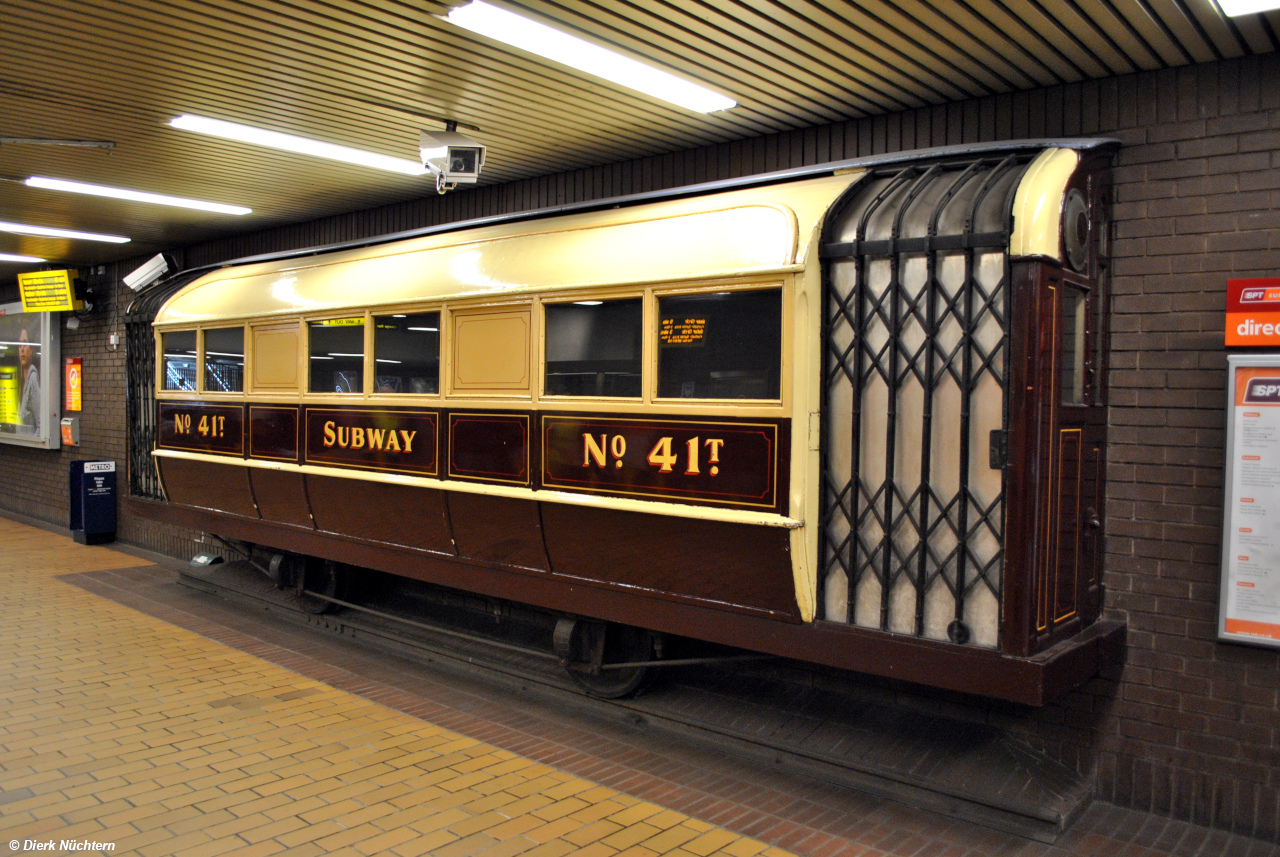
left=126, top=139, right=1124, bottom=705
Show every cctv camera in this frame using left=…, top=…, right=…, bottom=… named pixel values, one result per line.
left=123, top=253, right=174, bottom=291
left=420, top=130, right=486, bottom=194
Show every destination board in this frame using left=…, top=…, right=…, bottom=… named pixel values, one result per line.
left=18, top=270, right=78, bottom=313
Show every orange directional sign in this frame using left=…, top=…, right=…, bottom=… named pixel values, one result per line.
left=1227, top=278, right=1280, bottom=347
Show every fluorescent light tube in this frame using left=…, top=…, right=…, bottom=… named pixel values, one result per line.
left=446, top=1, right=735, bottom=113
left=1218, top=0, right=1280, bottom=14
left=170, top=115, right=427, bottom=176
left=0, top=253, right=46, bottom=263
left=26, top=177, right=251, bottom=215
left=0, top=221, right=129, bottom=243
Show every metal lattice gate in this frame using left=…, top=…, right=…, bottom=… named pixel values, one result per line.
left=819, top=156, right=1031, bottom=649
left=125, top=272, right=204, bottom=500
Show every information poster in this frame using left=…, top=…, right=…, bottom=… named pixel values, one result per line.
left=1220, top=354, right=1280, bottom=646
left=65, top=357, right=82, bottom=411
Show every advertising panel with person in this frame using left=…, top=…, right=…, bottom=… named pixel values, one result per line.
left=0, top=303, right=61, bottom=449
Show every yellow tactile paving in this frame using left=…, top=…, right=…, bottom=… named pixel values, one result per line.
left=0, top=518, right=794, bottom=857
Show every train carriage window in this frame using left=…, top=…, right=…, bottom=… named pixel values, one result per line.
left=309, top=318, right=364, bottom=394
left=373, top=312, right=440, bottom=394
left=657, top=289, right=782, bottom=400
left=161, top=330, right=197, bottom=391
left=1061, top=286, right=1087, bottom=406
left=203, top=327, right=244, bottom=393
left=544, top=298, right=642, bottom=397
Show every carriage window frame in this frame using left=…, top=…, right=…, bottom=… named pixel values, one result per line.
left=541, top=295, right=644, bottom=400
left=307, top=314, right=368, bottom=395
left=1059, top=283, right=1088, bottom=408
left=371, top=309, right=442, bottom=397
left=159, top=329, right=199, bottom=393
left=652, top=284, right=785, bottom=404
left=200, top=325, right=246, bottom=395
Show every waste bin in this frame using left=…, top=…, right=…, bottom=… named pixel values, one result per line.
left=70, top=460, right=116, bottom=545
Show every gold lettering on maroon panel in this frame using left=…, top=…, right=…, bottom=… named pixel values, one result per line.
left=544, top=415, right=781, bottom=510
left=305, top=408, right=438, bottom=476
left=158, top=402, right=245, bottom=456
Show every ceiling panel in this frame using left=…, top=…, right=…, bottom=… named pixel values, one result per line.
left=0, top=0, right=1274, bottom=276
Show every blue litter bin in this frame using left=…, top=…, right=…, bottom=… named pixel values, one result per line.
left=70, top=460, right=117, bottom=545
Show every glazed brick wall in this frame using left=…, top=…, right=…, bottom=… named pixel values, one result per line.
left=2, top=52, right=1278, bottom=840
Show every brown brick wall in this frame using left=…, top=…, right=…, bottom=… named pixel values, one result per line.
left=2, top=52, right=1278, bottom=839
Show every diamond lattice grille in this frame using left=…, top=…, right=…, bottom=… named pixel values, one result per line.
left=820, top=157, right=1030, bottom=649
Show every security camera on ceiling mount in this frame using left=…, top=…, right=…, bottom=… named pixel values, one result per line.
left=420, top=125, right=486, bottom=195
left=123, top=253, right=174, bottom=291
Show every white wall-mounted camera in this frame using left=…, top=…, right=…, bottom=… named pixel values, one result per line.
left=420, top=129, right=486, bottom=194
left=123, top=253, right=173, bottom=291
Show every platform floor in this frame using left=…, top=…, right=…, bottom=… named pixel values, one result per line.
left=0, top=516, right=1276, bottom=857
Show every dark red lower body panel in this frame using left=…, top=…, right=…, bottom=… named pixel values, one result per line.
left=154, top=457, right=799, bottom=621
left=129, top=495, right=1122, bottom=707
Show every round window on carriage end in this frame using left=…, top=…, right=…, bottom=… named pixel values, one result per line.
left=1064, top=188, right=1090, bottom=273
left=657, top=289, right=782, bottom=401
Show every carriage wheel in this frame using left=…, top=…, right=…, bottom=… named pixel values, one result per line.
left=554, top=618, right=658, bottom=698
left=293, top=556, right=347, bottom=615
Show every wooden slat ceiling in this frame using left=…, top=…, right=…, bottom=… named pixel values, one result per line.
left=1, top=0, right=1275, bottom=273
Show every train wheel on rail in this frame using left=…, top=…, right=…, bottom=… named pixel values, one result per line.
left=553, top=618, right=659, bottom=698
left=285, top=555, right=348, bottom=615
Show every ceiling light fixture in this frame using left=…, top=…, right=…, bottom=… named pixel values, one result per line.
left=445, top=0, right=736, bottom=113
left=26, top=177, right=251, bottom=215
left=0, top=253, right=46, bottom=263
left=1218, top=0, right=1280, bottom=14
left=169, top=115, right=427, bottom=176
left=0, top=221, right=129, bottom=243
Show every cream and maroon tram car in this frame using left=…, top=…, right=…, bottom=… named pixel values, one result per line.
left=127, top=139, right=1124, bottom=705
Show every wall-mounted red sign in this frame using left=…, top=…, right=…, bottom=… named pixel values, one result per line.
left=64, top=357, right=82, bottom=412
left=1227, top=278, right=1280, bottom=347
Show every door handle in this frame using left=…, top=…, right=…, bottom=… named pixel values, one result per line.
left=1086, top=507, right=1101, bottom=529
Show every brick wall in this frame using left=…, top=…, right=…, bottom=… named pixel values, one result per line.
left=2, top=52, right=1278, bottom=840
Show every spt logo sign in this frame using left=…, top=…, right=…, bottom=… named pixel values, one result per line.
left=1240, top=287, right=1280, bottom=303
left=1243, top=378, right=1280, bottom=404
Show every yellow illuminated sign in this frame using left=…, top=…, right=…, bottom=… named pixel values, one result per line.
left=18, top=269, right=80, bottom=313
left=659, top=316, right=706, bottom=345
left=0, top=366, right=17, bottom=424
left=316, top=317, right=364, bottom=326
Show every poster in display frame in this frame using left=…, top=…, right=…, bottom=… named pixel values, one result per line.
left=0, top=301, right=62, bottom=450
left=1219, top=352, right=1280, bottom=647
